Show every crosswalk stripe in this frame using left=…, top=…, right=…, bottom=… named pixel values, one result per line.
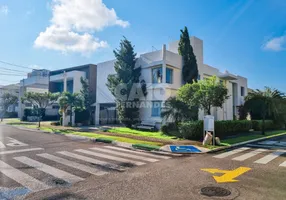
left=213, top=147, right=250, bottom=159
left=14, top=156, right=84, bottom=184
left=232, top=148, right=267, bottom=161
left=254, top=150, right=286, bottom=164
left=0, top=160, right=51, bottom=191
left=75, top=149, right=146, bottom=166
left=57, top=151, right=125, bottom=172
left=0, top=148, right=44, bottom=155
left=90, top=147, right=159, bottom=162
left=37, top=153, right=107, bottom=176
left=104, top=146, right=171, bottom=159
left=279, top=161, right=286, bottom=167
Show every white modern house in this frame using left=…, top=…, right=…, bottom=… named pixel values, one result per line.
left=18, top=69, right=50, bottom=119
left=95, top=36, right=248, bottom=127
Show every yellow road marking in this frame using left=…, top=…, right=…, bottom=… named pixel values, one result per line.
left=201, top=167, right=251, bottom=183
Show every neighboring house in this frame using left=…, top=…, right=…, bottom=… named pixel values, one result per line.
left=95, top=36, right=248, bottom=127
left=0, top=84, right=20, bottom=116
left=18, top=69, right=50, bottom=119
left=49, top=64, right=97, bottom=125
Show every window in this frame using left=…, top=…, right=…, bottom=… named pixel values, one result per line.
left=166, top=67, right=173, bottom=84
left=152, top=66, right=162, bottom=83
left=198, top=74, right=201, bottom=80
left=241, top=86, right=245, bottom=96
left=151, top=101, right=162, bottom=117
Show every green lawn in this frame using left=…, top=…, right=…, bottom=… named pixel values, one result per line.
left=5, top=122, right=164, bottom=146
left=107, top=127, right=176, bottom=140
left=221, top=130, right=286, bottom=145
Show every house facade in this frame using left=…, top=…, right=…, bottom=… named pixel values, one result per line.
left=46, top=36, right=247, bottom=127
left=95, top=37, right=248, bottom=127
left=48, top=64, right=97, bottom=126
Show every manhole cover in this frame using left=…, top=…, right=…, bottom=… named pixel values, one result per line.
left=201, top=186, right=231, bottom=197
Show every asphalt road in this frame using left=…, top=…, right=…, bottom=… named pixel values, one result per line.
left=1, top=124, right=286, bottom=200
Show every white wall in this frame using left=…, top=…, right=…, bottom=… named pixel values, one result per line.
left=96, top=60, right=117, bottom=104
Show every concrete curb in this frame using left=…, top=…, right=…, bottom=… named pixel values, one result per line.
left=208, top=132, right=286, bottom=153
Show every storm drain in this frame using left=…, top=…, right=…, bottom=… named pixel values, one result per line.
left=200, top=186, right=231, bottom=197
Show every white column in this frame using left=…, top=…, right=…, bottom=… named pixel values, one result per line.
left=95, top=103, right=100, bottom=125
left=162, top=44, right=166, bottom=84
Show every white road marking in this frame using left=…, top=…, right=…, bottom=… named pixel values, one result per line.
left=254, top=150, right=286, bottom=164
left=14, top=156, right=84, bottom=183
left=37, top=153, right=107, bottom=176
left=75, top=149, right=146, bottom=166
left=0, top=160, right=51, bottom=192
left=57, top=151, right=125, bottom=171
left=232, top=148, right=267, bottom=161
left=105, top=146, right=171, bottom=159
left=279, top=161, right=286, bottom=167
left=90, top=147, right=159, bottom=162
left=6, top=137, right=28, bottom=147
left=0, top=148, right=44, bottom=155
left=213, top=147, right=250, bottom=159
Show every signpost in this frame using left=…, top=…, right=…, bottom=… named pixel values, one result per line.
left=203, top=115, right=215, bottom=146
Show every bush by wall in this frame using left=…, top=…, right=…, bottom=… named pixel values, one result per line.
left=176, top=120, right=252, bottom=140
left=251, top=120, right=280, bottom=131
left=75, top=110, right=90, bottom=125
left=161, top=123, right=178, bottom=136
left=3, top=112, right=18, bottom=118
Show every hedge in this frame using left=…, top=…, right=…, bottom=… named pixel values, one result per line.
left=162, top=120, right=280, bottom=140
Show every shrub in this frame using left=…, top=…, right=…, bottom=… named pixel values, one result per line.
left=178, top=121, right=203, bottom=140
left=178, top=120, right=253, bottom=140
left=251, top=120, right=280, bottom=131
left=75, top=109, right=90, bottom=125
left=215, top=120, right=252, bottom=138
left=161, top=123, right=178, bottom=136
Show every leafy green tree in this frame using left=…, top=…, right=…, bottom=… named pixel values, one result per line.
left=21, top=92, right=59, bottom=127
left=80, top=77, right=93, bottom=124
left=244, top=87, right=284, bottom=135
left=0, top=92, right=18, bottom=121
left=161, top=97, right=198, bottom=126
left=58, top=92, right=84, bottom=126
left=178, top=76, right=229, bottom=115
left=107, top=37, right=147, bottom=127
left=178, top=26, right=199, bottom=84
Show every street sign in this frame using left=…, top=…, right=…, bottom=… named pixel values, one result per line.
left=204, top=115, right=214, bottom=132
left=201, top=167, right=251, bottom=183
left=169, top=145, right=201, bottom=153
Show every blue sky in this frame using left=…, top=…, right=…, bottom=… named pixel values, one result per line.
left=0, top=0, right=286, bottom=92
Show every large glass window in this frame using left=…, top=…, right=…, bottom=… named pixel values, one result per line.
left=152, top=66, right=162, bottom=83
left=151, top=101, right=162, bottom=117
left=241, top=86, right=245, bottom=96
left=166, top=67, right=173, bottom=84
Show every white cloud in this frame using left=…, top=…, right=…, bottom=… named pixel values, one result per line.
left=34, top=0, right=129, bottom=54
left=34, top=25, right=108, bottom=54
left=262, top=35, right=286, bottom=51
left=0, top=5, right=9, bottom=15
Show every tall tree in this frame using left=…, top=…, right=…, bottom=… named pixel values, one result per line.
left=80, top=77, right=93, bottom=124
left=161, top=97, right=198, bottom=126
left=244, top=87, right=284, bottom=135
left=178, top=76, right=229, bottom=115
left=0, top=93, right=18, bottom=121
left=178, top=26, right=199, bottom=84
left=107, top=37, right=147, bottom=127
left=58, top=92, right=84, bottom=126
left=21, top=92, right=59, bottom=127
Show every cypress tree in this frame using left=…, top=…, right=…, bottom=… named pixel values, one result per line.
left=107, top=37, right=147, bottom=127
left=178, top=26, right=199, bottom=84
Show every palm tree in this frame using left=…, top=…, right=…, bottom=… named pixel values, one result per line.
left=58, top=92, right=84, bottom=126
left=244, top=87, right=284, bottom=135
left=161, top=97, right=197, bottom=126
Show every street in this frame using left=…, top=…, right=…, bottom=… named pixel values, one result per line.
left=1, top=125, right=286, bottom=200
